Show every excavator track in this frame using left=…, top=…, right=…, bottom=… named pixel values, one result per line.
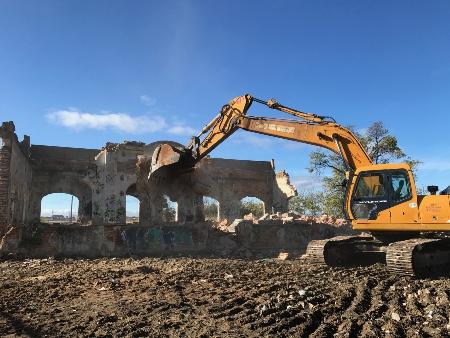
left=305, top=236, right=355, bottom=265
left=305, top=235, right=385, bottom=267
left=386, top=237, right=450, bottom=278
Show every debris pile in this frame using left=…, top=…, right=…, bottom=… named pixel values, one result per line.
left=258, top=212, right=349, bottom=226
left=213, top=212, right=350, bottom=233
left=207, top=212, right=357, bottom=258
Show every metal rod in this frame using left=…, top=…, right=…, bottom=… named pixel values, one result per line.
left=70, top=195, right=73, bottom=223
left=196, top=112, right=222, bottom=137
left=252, top=97, right=268, bottom=106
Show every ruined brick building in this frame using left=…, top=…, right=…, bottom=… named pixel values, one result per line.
left=0, top=121, right=297, bottom=256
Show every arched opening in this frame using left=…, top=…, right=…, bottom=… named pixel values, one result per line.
left=41, top=193, right=79, bottom=224
left=162, top=195, right=177, bottom=222
left=126, top=195, right=140, bottom=224
left=203, top=196, right=219, bottom=221
left=240, top=196, right=265, bottom=218
left=125, top=183, right=140, bottom=224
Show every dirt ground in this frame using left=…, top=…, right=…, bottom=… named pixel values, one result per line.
left=0, top=257, right=449, bottom=337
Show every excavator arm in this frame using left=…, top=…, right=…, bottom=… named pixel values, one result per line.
left=150, top=94, right=372, bottom=178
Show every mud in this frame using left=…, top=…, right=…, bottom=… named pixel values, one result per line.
left=1, top=257, right=449, bottom=337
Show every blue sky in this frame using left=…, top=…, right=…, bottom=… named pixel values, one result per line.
left=1, top=1, right=450, bottom=215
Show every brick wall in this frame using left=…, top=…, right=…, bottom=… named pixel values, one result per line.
left=0, top=140, right=11, bottom=229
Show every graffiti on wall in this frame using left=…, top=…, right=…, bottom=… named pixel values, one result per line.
left=118, top=226, right=194, bottom=251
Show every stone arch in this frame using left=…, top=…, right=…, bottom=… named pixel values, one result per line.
left=162, top=194, right=178, bottom=222
left=30, top=174, right=93, bottom=224
left=239, top=196, right=266, bottom=218
left=203, top=196, right=219, bottom=221
left=125, top=183, right=140, bottom=223
left=40, top=193, right=80, bottom=223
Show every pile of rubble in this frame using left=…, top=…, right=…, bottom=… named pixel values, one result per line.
left=208, top=213, right=358, bottom=259
left=254, top=212, right=349, bottom=226
left=213, top=212, right=349, bottom=233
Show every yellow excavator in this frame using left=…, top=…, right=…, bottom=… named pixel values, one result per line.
left=149, top=94, right=450, bottom=278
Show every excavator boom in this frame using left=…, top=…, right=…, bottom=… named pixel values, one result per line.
left=149, top=94, right=372, bottom=178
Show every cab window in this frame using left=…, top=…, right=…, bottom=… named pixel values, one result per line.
left=390, top=172, right=411, bottom=202
left=351, top=172, right=388, bottom=220
left=354, top=173, right=385, bottom=199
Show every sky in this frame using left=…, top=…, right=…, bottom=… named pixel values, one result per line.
left=1, top=0, right=450, bottom=215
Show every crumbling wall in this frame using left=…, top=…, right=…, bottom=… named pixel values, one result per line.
left=140, top=156, right=298, bottom=222
left=89, top=142, right=144, bottom=225
left=27, top=145, right=98, bottom=223
left=273, top=171, right=297, bottom=211
left=0, top=122, right=33, bottom=234
left=190, top=157, right=276, bottom=220
left=0, top=121, right=297, bottom=229
left=8, top=136, right=33, bottom=225
left=0, top=121, right=300, bottom=257
left=0, top=135, right=11, bottom=229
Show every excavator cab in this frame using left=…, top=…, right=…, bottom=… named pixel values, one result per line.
left=347, top=164, right=416, bottom=224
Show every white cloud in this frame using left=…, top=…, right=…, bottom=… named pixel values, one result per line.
left=140, top=95, right=157, bottom=106
left=167, top=125, right=197, bottom=136
left=47, top=110, right=167, bottom=134
left=291, top=175, right=323, bottom=191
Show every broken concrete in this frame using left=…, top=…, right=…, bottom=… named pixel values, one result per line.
left=235, top=219, right=356, bottom=252
left=205, top=212, right=358, bottom=258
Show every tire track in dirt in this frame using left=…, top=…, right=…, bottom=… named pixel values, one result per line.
left=308, top=266, right=386, bottom=337
left=205, top=264, right=393, bottom=336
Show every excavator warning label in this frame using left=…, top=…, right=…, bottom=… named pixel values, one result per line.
left=255, top=123, right=295, bottom=134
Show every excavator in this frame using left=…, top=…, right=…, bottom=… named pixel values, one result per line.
left=149, top=94, right=450, bottom=278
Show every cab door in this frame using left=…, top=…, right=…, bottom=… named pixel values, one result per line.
left=350, top=171, right=391, bottom=224
left=386, top=170, right=419, bottom=225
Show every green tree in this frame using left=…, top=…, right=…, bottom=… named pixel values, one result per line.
left=162, top=196, right=177, bottom=222
left=289, top=191, right=324, bottom=216
left=203, top=197, right=219, bottom=221
left=240, top=199, right=265, bottom=218
left=308, top=121, right=420, bottom=218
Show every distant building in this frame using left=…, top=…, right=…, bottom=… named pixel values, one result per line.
left=52, top=215, right=66, bottom=221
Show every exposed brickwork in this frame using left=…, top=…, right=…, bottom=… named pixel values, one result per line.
left=0, top=142, right=11, bottom=228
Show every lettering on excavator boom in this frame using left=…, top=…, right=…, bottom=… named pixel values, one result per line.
left=254, top=122, right=295, bottom=134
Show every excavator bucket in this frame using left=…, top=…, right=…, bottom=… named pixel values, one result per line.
left=149, top=143, right=195, bottom=181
